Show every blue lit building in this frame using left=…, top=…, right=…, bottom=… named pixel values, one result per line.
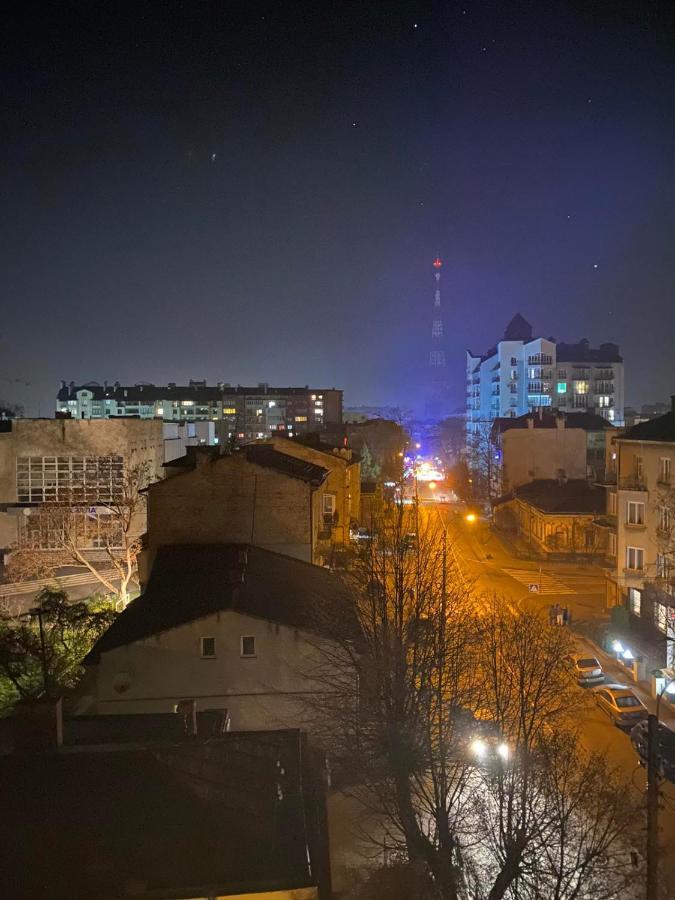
left=466, top=315, right=624, bottom=451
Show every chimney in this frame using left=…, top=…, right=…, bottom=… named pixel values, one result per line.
left=13, top=698, right=63, bottom=752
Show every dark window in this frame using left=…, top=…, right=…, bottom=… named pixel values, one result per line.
left=200, top=636, right=216, bottom=658
left=241, top=635, right=256, bottom=657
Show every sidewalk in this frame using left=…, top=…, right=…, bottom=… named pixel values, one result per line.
left=575, top=631, right=675, bottom=730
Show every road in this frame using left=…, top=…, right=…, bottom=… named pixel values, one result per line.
left=423, top=502, right=675, bottom=894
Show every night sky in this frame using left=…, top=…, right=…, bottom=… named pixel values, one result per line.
left=2, top=1, right=674, bottom=416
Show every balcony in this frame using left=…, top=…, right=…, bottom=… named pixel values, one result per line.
left=619, top=476, right=648, bottom=492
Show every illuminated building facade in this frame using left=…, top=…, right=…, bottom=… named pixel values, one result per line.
left=466, top=316, right=624, bottom=451
left=56, top=380, right=343, bottom=442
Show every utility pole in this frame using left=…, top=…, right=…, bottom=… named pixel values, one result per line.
left=646, top=712, right=659, bottom=900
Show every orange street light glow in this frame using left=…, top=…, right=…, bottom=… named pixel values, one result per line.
left=465, top=513, right=477, bottom=523
left=428, top=481, right=437, bottom=489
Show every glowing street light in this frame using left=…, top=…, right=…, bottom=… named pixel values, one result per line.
left=465, top=513, right=477, bottom=523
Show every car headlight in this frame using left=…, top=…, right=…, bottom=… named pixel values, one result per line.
left=470, top=739, right=486, bottom=758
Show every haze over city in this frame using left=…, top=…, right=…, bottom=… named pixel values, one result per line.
left=2, top=1, right=674, bottom=415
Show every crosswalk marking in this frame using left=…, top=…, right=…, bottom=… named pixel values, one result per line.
left=501, top=567, right=576, bottom=595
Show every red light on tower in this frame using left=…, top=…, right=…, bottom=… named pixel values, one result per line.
left=433, top=257, right=443, bottom=269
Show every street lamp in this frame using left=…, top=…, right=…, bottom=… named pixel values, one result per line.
left=465, top=512, right=477, bottom=524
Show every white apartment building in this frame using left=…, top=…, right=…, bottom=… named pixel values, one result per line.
left=603, top=400, right=675, bottom=666
left=466, top=315, right=624, bottom=451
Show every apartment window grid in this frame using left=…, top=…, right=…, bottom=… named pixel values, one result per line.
left=626, top=546, right=644, bottom=571
left=609, top=532, right=617, bottom=557
left=17, top=456, right=124, bottom=504
left=659, top=457, right=672, bottom=485
left=659, top=505, right=672, bottom=535
left=626, top=501, right=645, bottom=526
left=634, top=455, right=644, bottom=480
left=240, top=635, right=256, bottom=658
left=608, top=492, right=617, bottom=515
left=200, top=637, right=216, bottom=658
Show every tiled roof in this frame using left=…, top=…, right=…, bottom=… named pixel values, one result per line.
left=85, top=544, right=358, bottom=662
left=244, top=445, right=329, bottom=484
left=509, top=479, right=605, bottom=514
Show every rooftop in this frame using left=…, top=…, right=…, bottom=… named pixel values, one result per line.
left=57, top=381, right=341, bottom=403
left=494, top=479, right=605, bottom=514
left=620, top=399, right=675, bottom=443
left=159, top=444, right=329, bottom=485
left=0, top=727, right=320, bottom=898
left=556, top=340, right=622, bottom=363
left=493, top=410, right=614, bottom=434
left=85, top=543, right=358, bottom=662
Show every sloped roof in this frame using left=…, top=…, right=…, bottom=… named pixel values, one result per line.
left=509, top=479, right=605, bottom=514
left=158, top=446, right=329, bottom=485
left=620, top=408, right=675, bottom=443
left=503, top=314, right=533, bottom=342
left=244, top=445, right=329, bottom=484
left=85, top=544, right=358, bottom=662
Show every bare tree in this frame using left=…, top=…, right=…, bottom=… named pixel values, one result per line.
left=306, top=505, right=641, bottom=899
left=6, top=462, right=151, bottom=608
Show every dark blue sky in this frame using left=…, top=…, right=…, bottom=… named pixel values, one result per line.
left=1, top=0, right=674, bottom=415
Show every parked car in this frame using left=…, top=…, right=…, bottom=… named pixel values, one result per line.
left=350, top=526, right=372, bottom=543
left=570, top=654, right=604, bottom=686
left=630, top=720, right=675, bottom=782
left=592, top=684, right=648, bottom=728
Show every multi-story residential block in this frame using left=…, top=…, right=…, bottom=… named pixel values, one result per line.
left=491, top=410, right=614, bottom=496
left=600, top=398, right=675, bottom=667
left=56, top=380, right=342, bottom=441
left=466, top=316, right=624, bottom=453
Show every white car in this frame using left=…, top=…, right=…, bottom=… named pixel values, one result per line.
left=570, top=654, right=604, bottom=685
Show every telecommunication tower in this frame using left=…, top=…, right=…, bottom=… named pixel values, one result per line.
left=425, top=256, right=450, bottom=419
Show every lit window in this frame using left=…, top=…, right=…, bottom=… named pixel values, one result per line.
left=156, top=408, right=164, bottom=416
left=608, top=409, right=615, bottom=421
left=574, top=381, right=588, bottom=395
left=626, top=547, right=644, bottom=571
left=241, top=635, right=256, bottom=657
left=323, top=494, right=336, bottom=516
left=200, top=637, right=216, bottom=658
left=294, top=416, right=307, bottom=422
left=557, top=382, right=567, bottom=394
left=629, top=588, right=641, bottom=617
left=256, top=408, right=263, bottom=416
left=268, top=400, right=276, bottom=408
left=311, top=394, right=316, bottom=401
left=182, top=400, right=193, bottom=407
left=223, top=408, right=236, bottom=415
